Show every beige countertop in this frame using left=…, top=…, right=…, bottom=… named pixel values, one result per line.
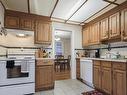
left=36, top=58, right=55, bottom=60
left=0, top=58, right=35, bottom=61
left=79, top=57, right=127, bottom=63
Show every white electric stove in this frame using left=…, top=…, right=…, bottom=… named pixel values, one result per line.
left=0, top=49, right=35, bottom=95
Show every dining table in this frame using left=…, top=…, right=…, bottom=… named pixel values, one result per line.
left=54, top=58, right=69, bottom=71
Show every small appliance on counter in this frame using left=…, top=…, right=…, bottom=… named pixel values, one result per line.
left=36, top=49, right=51, bottom=58
left=95, top=49, right=100, bottom=58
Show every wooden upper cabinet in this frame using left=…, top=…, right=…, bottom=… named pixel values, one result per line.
left=89, top=22, right=100, bottom=45
left=82, top=22, right=100, bottom=47
left=5, top=15, right=34, bottom=30
left=82, top=27, right=90, bottom=47
left=100, top=18, right=109, bottom=41
left=20, top=17, right=35, bottom=31
left=5, top=16, right=20, bottom=29
left=92, top=22, right=100, bottom=44
left=109, top=12, right=120, bottom=39
left=121, top=8, right=127, bottom=41
left=35, top=20, right=52, bottom=44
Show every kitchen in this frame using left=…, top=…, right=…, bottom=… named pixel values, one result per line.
left=0, top=0, right=127, bottom=95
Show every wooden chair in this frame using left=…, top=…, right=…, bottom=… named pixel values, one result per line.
left=67, top=55, right=71, bottom=70
left=54, top=55, right=64, bottom=72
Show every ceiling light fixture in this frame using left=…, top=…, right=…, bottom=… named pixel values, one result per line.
left=55, top=36, right=61, bottom=41
left=65, top=0, right=87, bottom=20
left=16, top=33, right=29, bottom=38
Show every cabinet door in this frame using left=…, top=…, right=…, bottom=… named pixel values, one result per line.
left=121, top=8, right=127, bottom=41
left=35, top=65, right=54, bottom=91
left=5, top=16, right=20, bottom=29
left=113, top=70, right=126, bottom=95
left=35, top=21, right=52, bottom=44
left=92, top=22, right=100, bottom=44
left=89, top=25, right=94, bottom=44
left=89, top=22, right=100, bottom=45
left=20, top=18, right=34, bottom=30
left=82, top=27, right=89, bottom=47
left=76, top=59, right=80, bottom=79
left=101, top=67, right=112, bottom=94
left=109, top=12, right=120, bottom=39
left=100, top=18, right=109, bottom=41
left=93, top=65, right=101, bottom=89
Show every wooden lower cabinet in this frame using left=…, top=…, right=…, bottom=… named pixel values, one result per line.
left=93, top=65, right=101, bottom=89
left=113, top=62, right=126, bottom=95
left=76, top=58, right=80, bottom=79
left=35, top=60, right=54, bottom=91
left=93, top=61, right=126, bottom=95
left=101, top=66, right=112, bottom=94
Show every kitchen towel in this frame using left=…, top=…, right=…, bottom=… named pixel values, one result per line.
left=21, top=60, right=29, bottom=73
left=6, top=60, right=15, bottom=69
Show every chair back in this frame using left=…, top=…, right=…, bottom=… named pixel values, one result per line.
left=55, top=55, right=64, bottom=59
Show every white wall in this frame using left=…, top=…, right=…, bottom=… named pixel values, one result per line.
left=0, top=3, right=4, bottom=27
left=62, top=38, right=71, bottom=58
left=0, top=2, right=7, bottom=55
left=52, top=22, right=82, bottom=79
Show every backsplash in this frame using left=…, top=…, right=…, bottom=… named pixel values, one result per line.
left=0, top=46, right=7, bottom=57
left=100, top=42, right=127, bottom=57
left=75, top=42, right=127, bottom=58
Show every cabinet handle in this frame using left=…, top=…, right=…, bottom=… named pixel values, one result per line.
left=113, top=73, right=116, bottom=80
left=101, top=71, right=104, bottom=76
left=122, top=30, right=125, bottom=36
left=105, top=31, right=108, bottom=36
left=110, top=30, right=112, bottom=35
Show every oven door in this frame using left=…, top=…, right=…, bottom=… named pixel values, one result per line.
left=0, top=60, right=35, bottom=86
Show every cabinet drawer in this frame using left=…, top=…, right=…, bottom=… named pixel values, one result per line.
left=93, top=60, right=101, bottom=66
left=36, top=60, right=54, bottom=66
left=102, top=61, right=111, bottom=68
left=113, top=62, right=126, bottom=70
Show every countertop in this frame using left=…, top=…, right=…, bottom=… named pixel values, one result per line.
left=0, top=58, right=35, bottom=61
left=36, top=58, right=55, bottom=60
left=79, top=57, right=127, bottom=63
left=0, top=57, right=54, bottom=61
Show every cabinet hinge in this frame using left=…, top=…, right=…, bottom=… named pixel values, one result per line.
left=120, top=31, right=121, bottom=35
left=120, top=12, right=121, bottom=16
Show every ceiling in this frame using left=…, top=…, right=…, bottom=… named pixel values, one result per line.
left=1, top=0, right=126, bottom=25
left=55, top=30, right=71, bottom=39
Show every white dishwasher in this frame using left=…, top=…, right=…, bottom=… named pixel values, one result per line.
left=80, top=59, right=93, bottom=86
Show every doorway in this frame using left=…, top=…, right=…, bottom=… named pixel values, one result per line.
left=54, top=29, right=72, bottom=80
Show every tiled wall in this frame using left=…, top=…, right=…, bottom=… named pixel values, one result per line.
left=75, top=42, right=127, bottom=58
left=100, top=42, right=127, bottom=57
left=0, top=46, right=7, bottom=56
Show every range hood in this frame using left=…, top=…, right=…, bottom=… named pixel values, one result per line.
left=6, top=29, right=34, bottom=38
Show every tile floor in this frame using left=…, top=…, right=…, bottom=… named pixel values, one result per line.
left=35, top=79, right=93, bottom=95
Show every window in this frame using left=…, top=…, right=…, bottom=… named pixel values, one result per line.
left=55, top=41, right=63, bottom=55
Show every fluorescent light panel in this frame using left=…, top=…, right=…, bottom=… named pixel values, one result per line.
left=70, top=0, right=109, bottom=22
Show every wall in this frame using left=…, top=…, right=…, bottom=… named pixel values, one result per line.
left=60, top=38, right=71, bottom=58
left=0, top=2, right=7, bottom=56
left=0, top=3, right=4, bottom=27
left=62, top=38, right=71, bottom=59
left=100, top=42, right=127, bottom=57
left=52, top=22, right=82, bottom=79
left=0, top=2, right=6, bottom=46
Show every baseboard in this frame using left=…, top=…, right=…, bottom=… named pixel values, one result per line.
left=79, top=79, right=94, bottom=89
